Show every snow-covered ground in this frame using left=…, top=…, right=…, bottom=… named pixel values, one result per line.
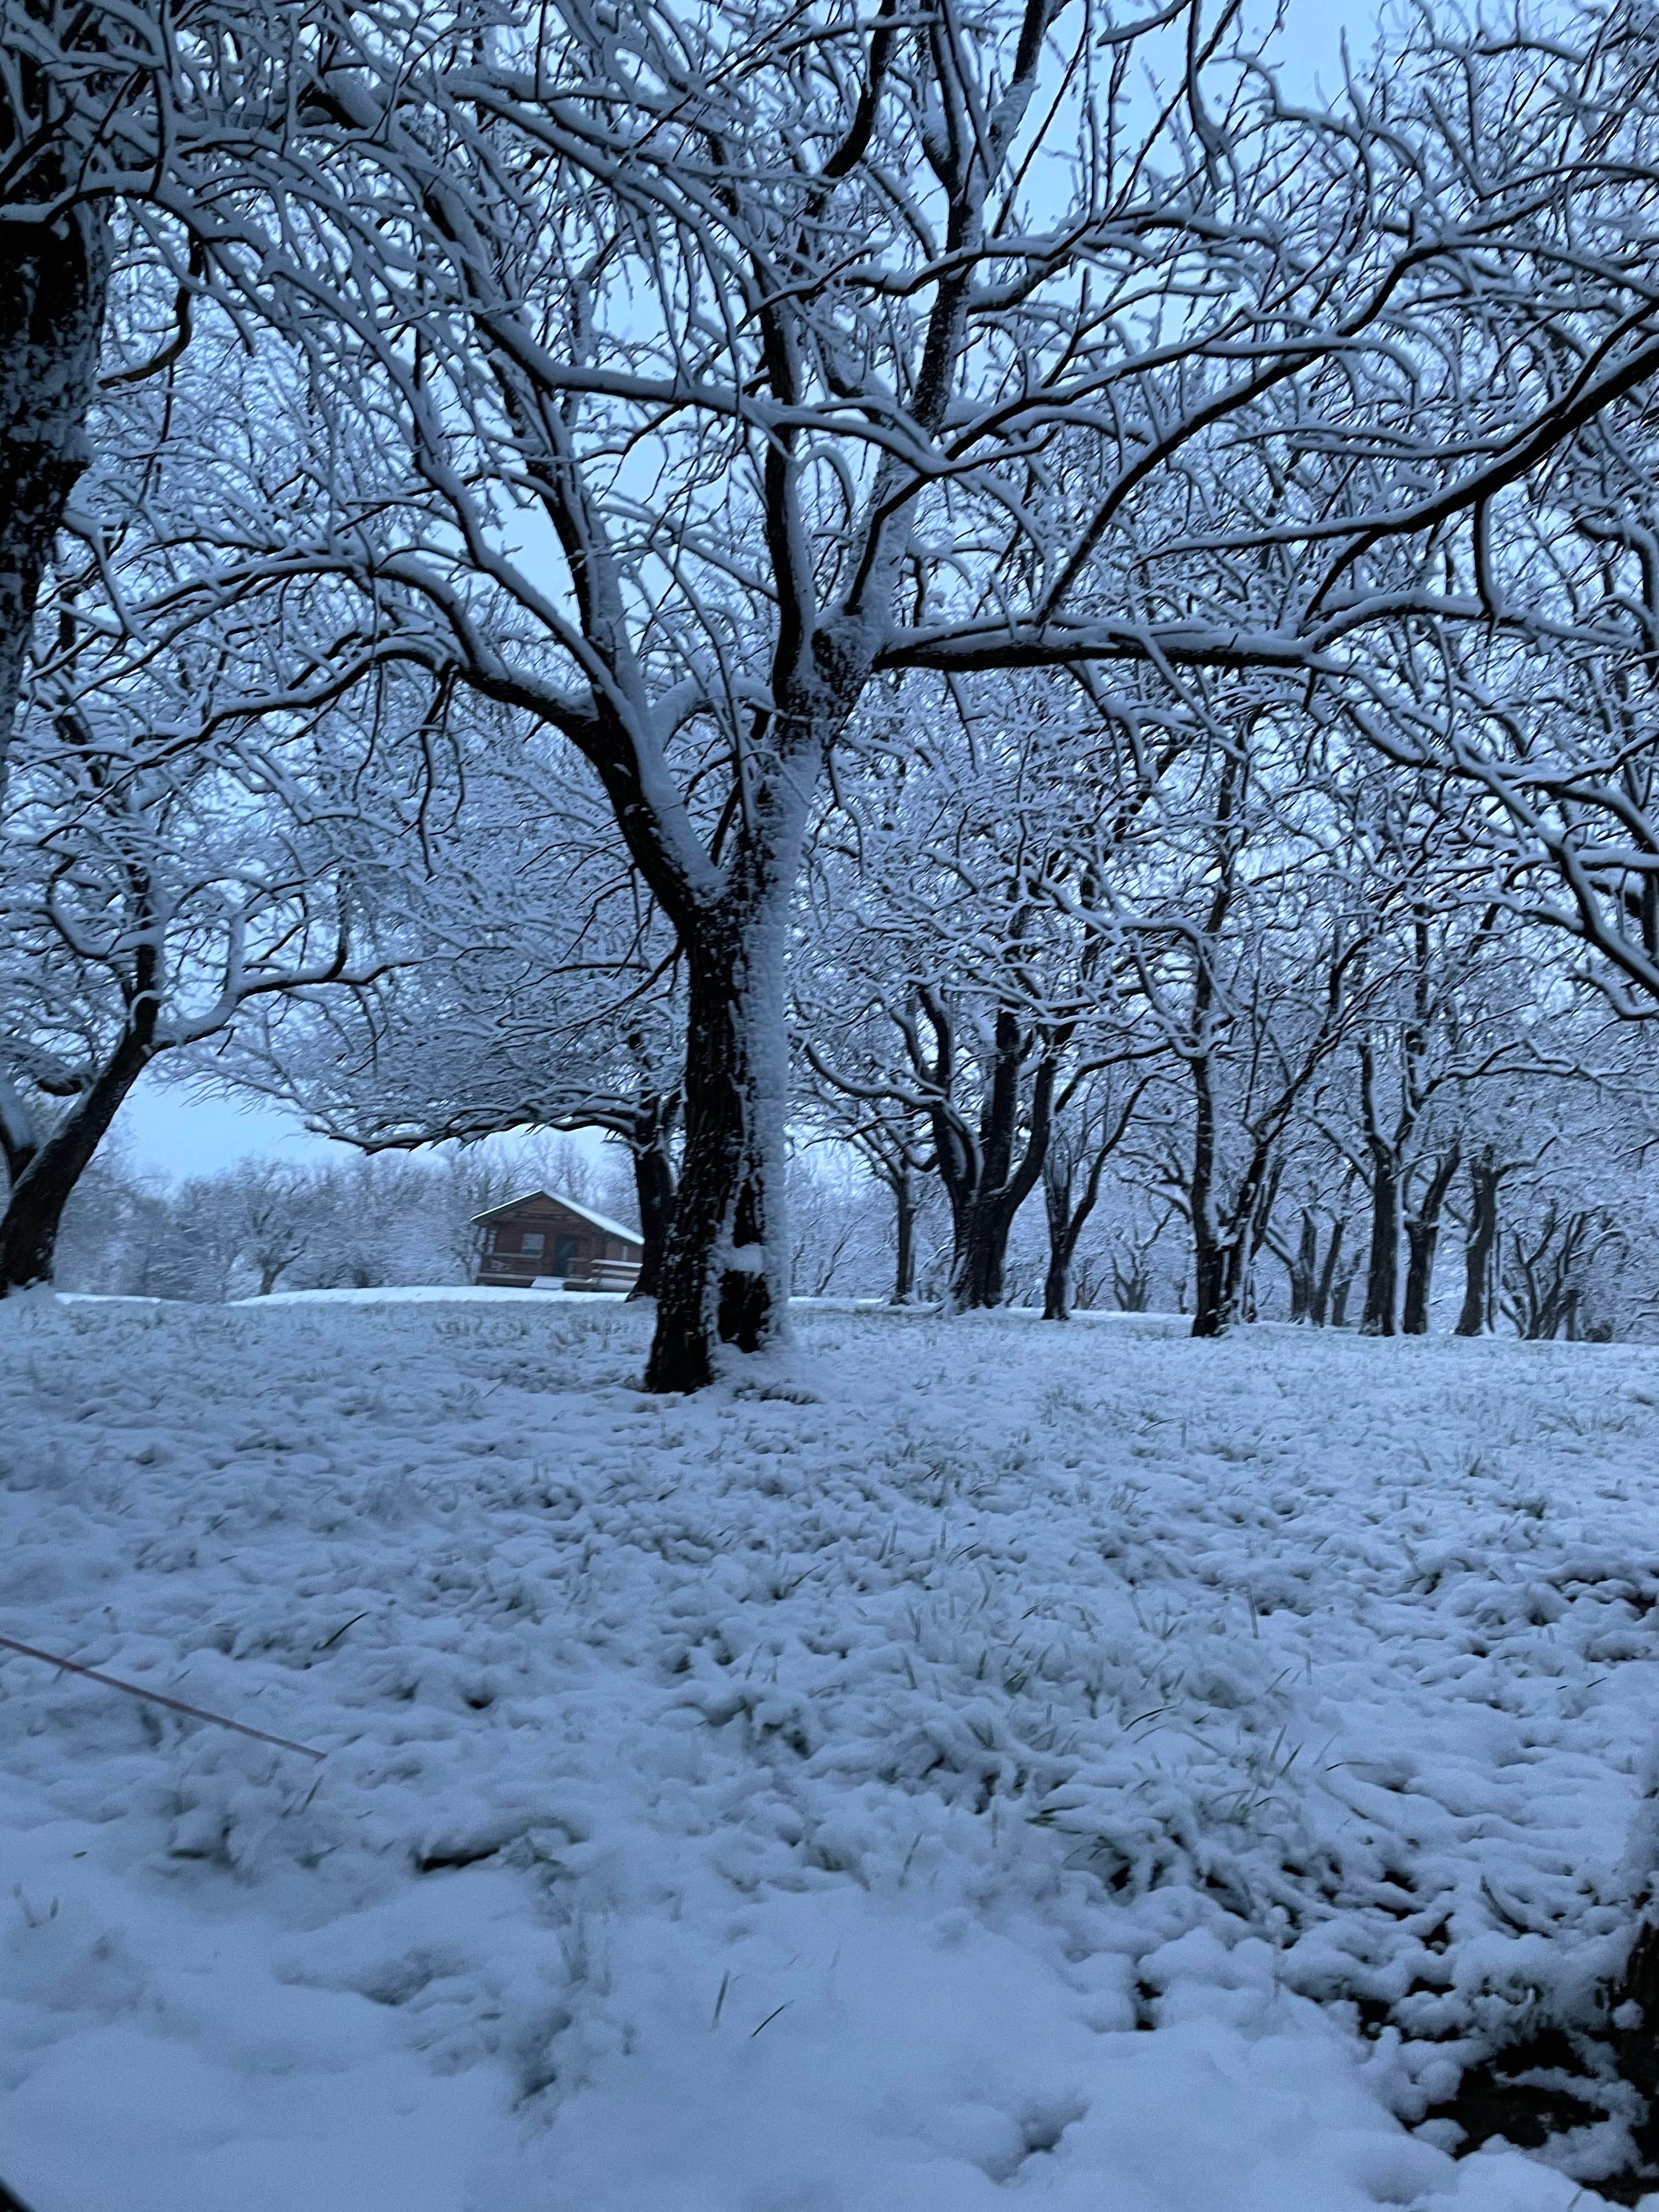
left=2, top=1296, right=1657, bottom=2211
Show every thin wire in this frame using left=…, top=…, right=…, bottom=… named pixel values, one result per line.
left=0, top=1633, right=326, bottom=1761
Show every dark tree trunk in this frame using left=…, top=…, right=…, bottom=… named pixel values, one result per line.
left=0, top=1031, right=148, bottom=1291
left=1402, top=1147, right=1460, bottom=1335
left=1359, top=1152, right=1400, bottom=1336
left=1042, top=1158, right=1074, bottom=1322
left=628, top=1095, right=678, bottom=1301
left=1187, top=1093, right=1272, bottom=1337
left=1192, top=1239, right=1236, bottom=1338
left=1042, top=1086, right=1147, bottom=1323
left=1311, top=1219, right=1347, bottom=1327
left=1401, top=1219, right=1437, bottom=1336
left=953, top=1200, right=1013, bottom=1311
left=1455, top=1150, right=1500, bottom=1337
left=940, top=1017, right=1054, bottom=1313
left=0, top=204, right=112, bottom=769
left=1611, top=1916, right=1659, bottom=2116
left=645, top=884, right=791, bottom=1392
left=1187, top=1049, right=1226, bottom=1338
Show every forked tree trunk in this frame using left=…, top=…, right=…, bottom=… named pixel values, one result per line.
left=1285, top=1209, right=1318, bottom=1322
left=939, top=1023, right=1054, bottom=1314
left=1041, top=1101, right=1137, bottom=1323
left=1312, top=1219, right=1347, bottom=1326
left=1402, top=1147, right=1460, bottom=1335
left=0, top=203, right=112, bottom=770
left=953, top=1200, right=1013, bottom=1310
left=0, top=1031, right=148, bottom=1292
left=1455, top=1149, right=1501, bottom=1337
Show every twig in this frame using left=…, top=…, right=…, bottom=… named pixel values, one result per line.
left=0, top=2172, right=38, bottom=2212
left=315, top=1612, right=370, bottom=1652
left=0, top=1633, right=326, bottom=1761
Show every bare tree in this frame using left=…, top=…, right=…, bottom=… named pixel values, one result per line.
left=148, top=0, right=1659, bottom=1388
left=0, top=562, right=403, bottom=1291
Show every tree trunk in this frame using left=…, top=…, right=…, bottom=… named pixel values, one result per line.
left=1360, top=1152, right=1400, bottom=1335
left=1402, top=1147, right=1460, bottom=1335
left=1042, top=1091, right=1143, bottom=1324
left=953, top=1200, right=1012, bottom=1311
left=1401, top=1218, right=1437, bottom=1336
left=0, top=204, right=112, bottom=771
left=628, top=1096, right=678, bottom=1301
left=944, top=1024, right=1054, bottom=1313
left=1192, top=1238, right=1232, bottom=1338
left=645, top=896, right=791, bottom=1393
left=890, top=1169, right=917, bottom=1305
left=1455, top=1150, right=1500, bottom=1337
left=0, top=1032, right=148, bottom=1292
left=1042, top=1156, right=1074, bottom=1322
left=1311, top=1219, right=1347, bottom=1327
left=1187, top=1047, right=1227, bottom=1338
left=1286, top=1209, right=1317, bottom=1323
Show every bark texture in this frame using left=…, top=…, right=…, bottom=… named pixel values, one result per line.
left=1455, top=1149, right=1501, bottom=1336
left=627, top=1093, right=678, bottom=1301
left=643, top=823, right=800, bottom=1392
left=1402, top=1147, right=1460, bottom=1334
left=0, top=1028, right=148, bottom=1290
left=0, top=202, right=112, bottom=767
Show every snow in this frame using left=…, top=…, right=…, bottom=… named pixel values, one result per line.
left=2, top=1297, right=1657, bottom=2210
left=235, top=1284, right=628, bottom=1306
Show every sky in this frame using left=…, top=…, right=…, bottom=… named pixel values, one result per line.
left=105, top=0, right=1382, bottom=1186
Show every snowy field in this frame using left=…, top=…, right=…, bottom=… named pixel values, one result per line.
left=3, top=1296, right=1658, bottom=2211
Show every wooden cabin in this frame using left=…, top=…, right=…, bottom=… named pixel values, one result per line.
left=472, top=1190, right=644, bottom=1291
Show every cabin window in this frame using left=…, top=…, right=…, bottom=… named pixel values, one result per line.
left=521, top=1231, right=545, bottom=1256
left=554, top=1234, right=580, bottom=1274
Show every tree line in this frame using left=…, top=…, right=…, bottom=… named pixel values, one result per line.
left=7, top=0, right=1659, bottom=1386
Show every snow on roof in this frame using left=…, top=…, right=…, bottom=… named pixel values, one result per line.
left=470, top=1187, right=644, bottom=1245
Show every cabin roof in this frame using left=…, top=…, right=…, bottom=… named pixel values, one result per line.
left=470, top=1188, right=645, bottom=1246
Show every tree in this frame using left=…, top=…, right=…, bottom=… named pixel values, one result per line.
left=0, top=0, right=324, bottom=759
left=168, top=0, right=1659, bottom=1388
left=1039, top=1070, right=1147, bottom=1321
left=800, top=672, right=1170, bottom=1313
left=1313, top=831, right=1553, bottom=1338
left=217, top=724, right=685, bottom=1295
left=0, top=560, right=404, bottom=1292
left=1104, top=715, right=1384, bottom=1335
